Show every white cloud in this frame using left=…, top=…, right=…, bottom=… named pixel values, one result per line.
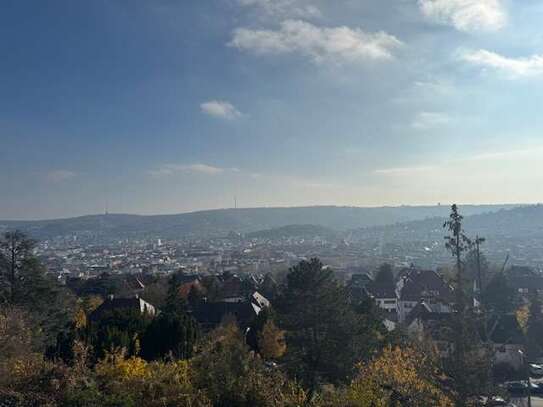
left=461, top=49, right=543, bottom=78
left=229, top=20, right=402, bottom=64
left=418, top=0, right=506, bottom=32
left=148, top=163, right=230, bottom=177
left=411, top=111, right=451, bottom=129
left=238, top=0, right=321, bottom=19
left=46, top=170, right=77, bottom=183
left=200, top=100, right=242, bottom=120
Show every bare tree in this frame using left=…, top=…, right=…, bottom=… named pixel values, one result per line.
left=0, top=231, right=35, bottom=303
left=443, top=204, right=472, bottom=314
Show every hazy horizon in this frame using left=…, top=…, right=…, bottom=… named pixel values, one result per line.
left=1, top=202, right=533, bottom=222
left=3, top=1, right=543, bottom=219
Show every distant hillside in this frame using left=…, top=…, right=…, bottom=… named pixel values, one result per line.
left=351, top=204, right=543, bottom=240
left=246, top=224, right=338, bottom=240
left=348, top=205, right=543, bottom=268
left=0, top=204, right=519, bottom=240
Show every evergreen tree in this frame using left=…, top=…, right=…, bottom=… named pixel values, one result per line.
left=141, top=311, right=199, bottom=360
left=0, top=232, right=76, bottom=351
left=90, top=308, right=150, bottom=359
left=276, top=258, right=383, bottom=393
left=138, top=271, right=200, bottom=361
left=374, top=263, right=394, bottom=287
left=164, top=271, right=188, bottom=315
left=526, top=290, right=543, bottom=359
left=19, top=258, right=76, bottom=345
left=482, top=272, right=517, bottom=315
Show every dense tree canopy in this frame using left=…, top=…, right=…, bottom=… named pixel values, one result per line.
left=482, top=272, right=517, bottom=315
left=141, top=311, right=199, bottom=361
left=526, top=290, right=543, bottom=359
left=276, top=258, right=384, bottom=392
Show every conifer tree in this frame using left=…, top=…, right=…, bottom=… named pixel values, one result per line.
left=526, top=290, right=543, bottom=359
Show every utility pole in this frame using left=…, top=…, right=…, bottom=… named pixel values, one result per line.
left=474, top=235, right=485, bottom=297
left=520, top=350, right=532, bottom=407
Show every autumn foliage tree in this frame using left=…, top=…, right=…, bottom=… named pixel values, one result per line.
left=191, top=321, right=307, bottom=407
left=346, top=345, right=453, bottom=407
left=258, top=320, right=286, bottom=360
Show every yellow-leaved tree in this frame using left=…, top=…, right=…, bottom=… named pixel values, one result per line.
left=258, top=320, right=286, bottom=360
left=346, top=345, right=453, bottom=407
left=94, top=349, right=211, bottom=406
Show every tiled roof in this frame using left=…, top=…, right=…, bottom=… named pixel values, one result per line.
left=399, top=269, right=453, bottom=302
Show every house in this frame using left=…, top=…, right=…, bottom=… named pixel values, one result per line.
left=350, top=273, right=373, bottom=290
left=123, top=276, right=146, bottom=295
left=348, top=273, right=373, bottom=303
left=251, top=291, right=270, bottom=309
left=366, top=282, right=398, bottom=314
left=486, top=314, right=525, bottom=370
left=89, top=295, right=157, bottom=322
left=397, top=268, right=454, bottom=323
left=191, top=291, right=270, bottom=331
left=217, top=273, right=246, bottom=301
left=506, top=266, right=543, bottom=295
left=405, top=301, right=454, bottom=358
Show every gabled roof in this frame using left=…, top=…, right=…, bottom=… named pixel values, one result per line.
left=219, top=276, right=243, bottom=299
left=405, top=301, right=453, bottom=327
left=351, top=273, right=373, bottom=286
left=505, top=266, right=543, bottom=290
left=508, top=266, right=537, bottom=278
left=191, top=301, right=256, bottom=328
left=90, top=296, right=156, bottom=321
left=251, top=291, right=270, bottom=309
left=399, top=269, right=453, bottom=303
left=367, top=282, right=396, bottom=299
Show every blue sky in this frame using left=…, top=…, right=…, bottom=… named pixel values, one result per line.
left=2, top=0, right=543, bottom=219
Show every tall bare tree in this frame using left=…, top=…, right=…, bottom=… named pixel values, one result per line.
left=443, top=205, right=491, bottom=405
left=0, top=231, right=35, bottom=303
